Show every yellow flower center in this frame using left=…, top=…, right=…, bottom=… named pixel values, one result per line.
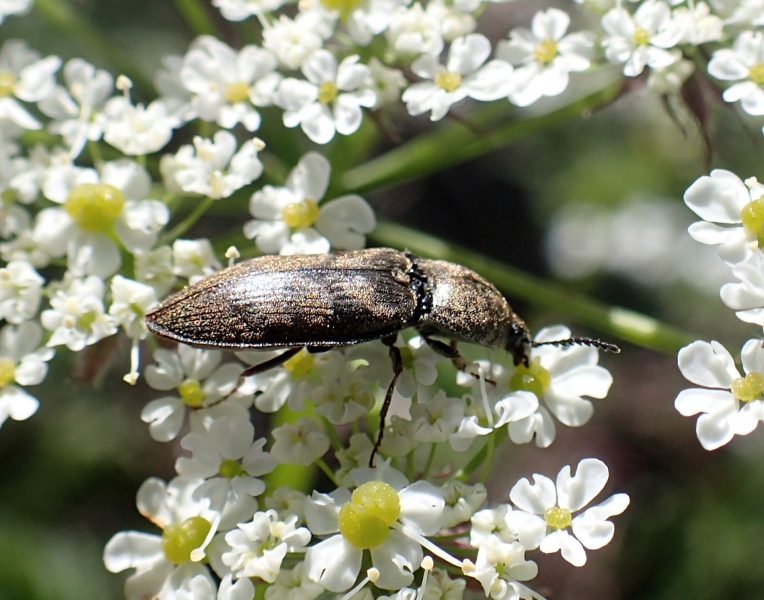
left=64, top=183, right=125, bottom=233
left=318, top=81, right=338, bottom=104
left=509, top=356, right=551, bottom=398
left=338, top=481, right=401, bottom=549
left=749, top=63, right=764, bottom=86
left=544, top=506, right=572, bottom=530
left=434, top=71, right=462, bottom=93
left=633, top=28, right=650, bottom=46
left=281, top=199, right=320, bottom=229
left=740, top=196, right=764, bottom=247
left=219, top=458, right=245, bottom=478
left=178, top=378, right=205, bottom=406
left=0, top=358, right=16, bottom=387
left=161, top=516, right=212, bottom=564
left=731, top=372, right=764, bottom=402
left=320, top=0, right=362, bottom=20
left=224, top=81, right=250, bottom=104
left=0, top=72, right=15, bottom=97
left=534, top=39, right=558, bottom=64
left=76, top=312, right=98, bottom=331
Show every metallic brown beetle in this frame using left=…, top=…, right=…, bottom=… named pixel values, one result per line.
left=145, top=248, right=618, bottom=464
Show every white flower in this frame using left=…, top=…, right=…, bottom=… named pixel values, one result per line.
left=263, top=14, right=326, bottom=71
left=646, top=58, right=694, bottom=94
left=506, top=326, right=614, bottom=448
left=387, top=4, right=444, bottom=57
left=0, top=321, right=53, bottom=428
left=409, top=390, right=464, bottom=444
left=0, top=259, right=43, bottom=323
left=103, top=478, right=221, bottom=600
left=109, top=275, right=158, bottom=340
left=403, top=34, right=514, bottom=121
left=675, top=339, right=764, bottom=449
left=223, top=509, right=311, bottom=581
left=340, top=0, right=409, bottom=45
left=213, top=0, right=286, bottom=20
left=180, top=37, right=281, bottom=131
left=271, top=417, right=331, bottom=465
left=0, top=0, right=31, bottom=24
left=720, top=251, right=764, bottom=325
left=102, top=96, right=181, bottom=155
left=469, top=505, right=518, bottom=547
left=142, top=345, right=253, bottom=442
left=365, top=59, right=407, bottom=109
left=218, top=574, right=255, bottom=600
left=135, top=245, right=177, bottom=297
left=440, top=481, right=487, bottom=528
left=264, top=562, right=324, bottom=600
left=244, top=152, right=375, bottom=254
left=161, top=131, right=264, bottom=200
left=0, top=40, right=61, bottom=130
left=708, top=31, right=764, bottom=117
left=496, top=9, right=594, bottom=107
left=34, top=158, right=169, bottom=278
left=451, top=363, right=538, bottom=451
left=37, top=58, right=113, bottom=157
left=172, top=238, right=222, bottom=283
left=468, top=535, right=538, bottom=600
left=508, top=458, right=630, bottom=566
left=303, top=468, right=446, bottom=592
left=601, top=0, right=683, bottom=77
left=276, top=51, right=376, bottom=144
left=672, top=2, right=722, bottom=45
left=176, top=406, right=277, bottom=504
left=41, top=275, right=117, bottom=351
left=683, top=169, right=764, bottom=265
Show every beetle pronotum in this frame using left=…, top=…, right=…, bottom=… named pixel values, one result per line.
left=145, top=248, right=619, bottom=465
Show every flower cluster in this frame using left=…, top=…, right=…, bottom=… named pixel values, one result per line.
left=675, top=171, right=764, bottom=450
left=19, top=0, right=758, bottom=595
left=104, top=322, right=628, bottom=599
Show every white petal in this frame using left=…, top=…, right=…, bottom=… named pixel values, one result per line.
left=398, top=480, right=445, bottom=535
left=370, top=530, right=421, bottom=590
left=103, top=531, right=164, bottom=572
left=509, top=473, right=555, bottom=514
left=555, top=458, right=608, bottom=512
left=675, top=388, right=736, bottom=417
left=304, top=536, right=362, bottom=592
left=684, top=170, right=750, bottom=224
left=696, top=403, right=739, bottom=449
left=677, top=340, right=740, bottom=388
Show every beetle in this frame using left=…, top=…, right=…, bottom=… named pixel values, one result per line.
left=145, top=247, right=619, bottom=465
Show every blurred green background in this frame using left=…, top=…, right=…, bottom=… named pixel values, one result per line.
left=3, top=1, right=764, bottom=599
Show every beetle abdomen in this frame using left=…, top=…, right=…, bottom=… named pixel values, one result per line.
left=145, top=248, right=419, bottom=349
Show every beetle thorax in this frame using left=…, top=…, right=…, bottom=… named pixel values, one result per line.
left=413, top=259, right=517, bottom=349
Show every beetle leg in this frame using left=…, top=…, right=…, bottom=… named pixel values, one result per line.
left=201, top=347, right=304, bottom=409
left=370, top=335, right=404, bottom=468
left=422, top=336, right=496, bottom=385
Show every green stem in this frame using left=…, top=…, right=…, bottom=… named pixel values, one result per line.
left=315, top=458, right=340, bottom=487
left=455, top=427, right=507, bottom=482
left=479, top=431, right=495, bottom=483
left=422, top=443, right=437, bottom=480
left=370, top=221, right=696, bottom=355
left=341, top=82, right=621, bottom=194
left=34, top=0, right=155, bottom=97
left=323, top=416, right=344, bottom=453
left=173, top=0, right=218, bottom=36
left=158, top=197, right=215, bottom=246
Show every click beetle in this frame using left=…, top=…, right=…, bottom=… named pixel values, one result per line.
left=145, top=247, right=619, bottom=464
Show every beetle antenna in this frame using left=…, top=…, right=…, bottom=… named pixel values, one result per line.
left=531, top=337, right=621, bottom=354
